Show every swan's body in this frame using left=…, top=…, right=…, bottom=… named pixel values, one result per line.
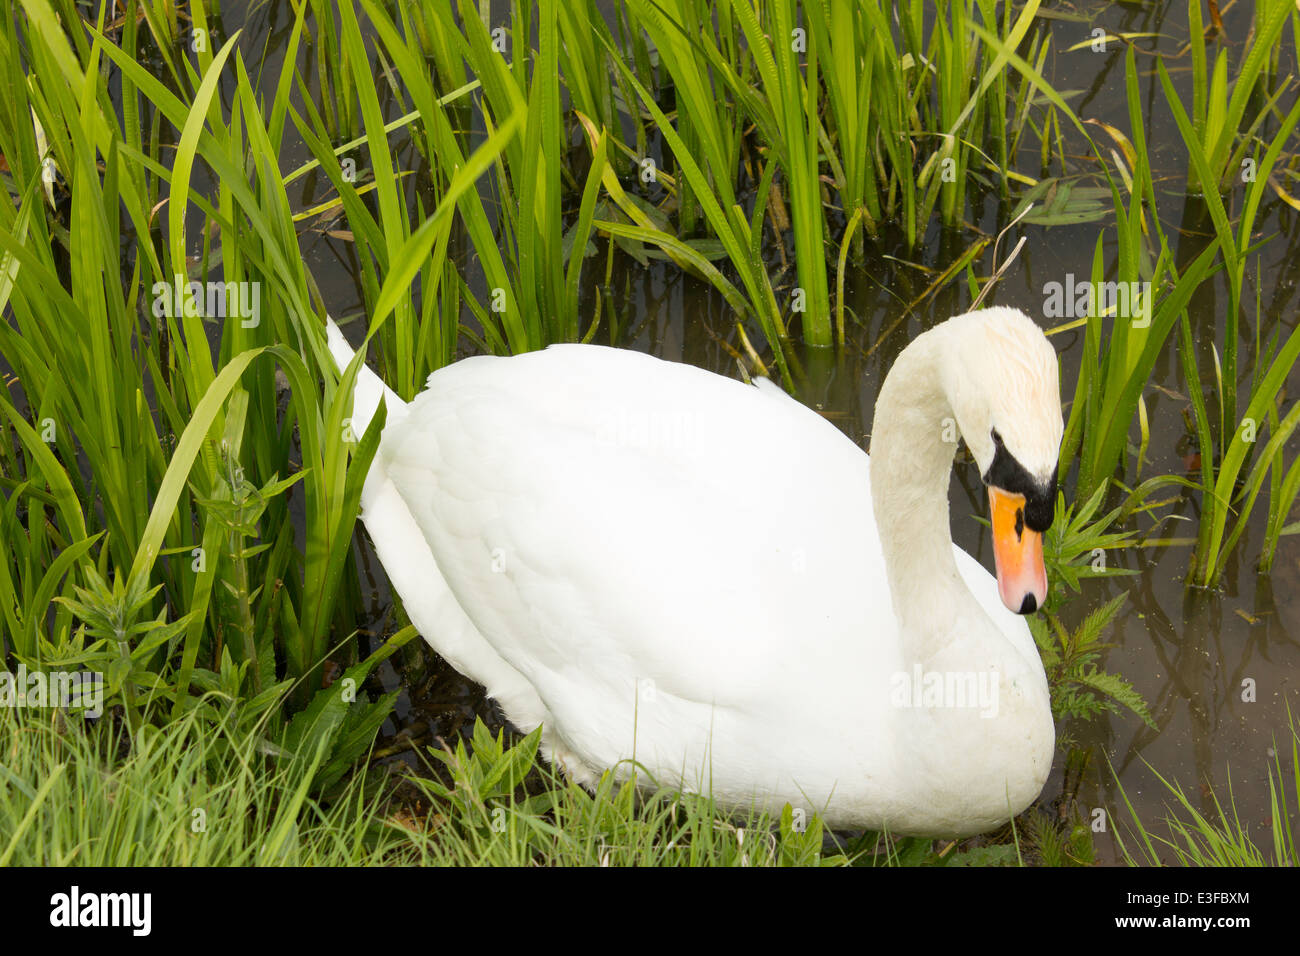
left=328, top=307, right=1062, bottom=836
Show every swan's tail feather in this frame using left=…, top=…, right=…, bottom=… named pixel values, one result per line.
left=325, top=316, right=408, bottom=440
left=323, top=316, right=553, bottom=747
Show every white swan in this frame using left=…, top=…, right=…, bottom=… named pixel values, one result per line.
left=327, top=306, right=1062, bottom=837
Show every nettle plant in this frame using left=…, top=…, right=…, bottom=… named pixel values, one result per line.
left=1031, top=480, right=1157, bottom=734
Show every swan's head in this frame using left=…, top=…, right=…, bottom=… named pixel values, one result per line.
left=943, top=308, right=1062, bottom=615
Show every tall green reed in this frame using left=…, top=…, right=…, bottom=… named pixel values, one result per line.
left=1184, top=0, right=1294, bottom=198
left=307, top=0, right=602, bottom=389
left=610, top=0, right=1046, bottom=347
left=984, top=27, right=1300, bottom=585
left=0, top=0, right=509, bottom=733
left=1157, top=40, right=1300, bottom=586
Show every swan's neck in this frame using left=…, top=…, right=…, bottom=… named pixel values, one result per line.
left=869, top=332, right=982, bottom=658
left=861, top=322, right=1056, bottom=830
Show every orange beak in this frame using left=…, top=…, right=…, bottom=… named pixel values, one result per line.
left=988, top=487, right=1047, bottom=614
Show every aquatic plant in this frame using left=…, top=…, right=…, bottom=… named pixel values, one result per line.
left=1113, top=715, right=1300, bottom=866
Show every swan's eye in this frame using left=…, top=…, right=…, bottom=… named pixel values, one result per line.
left=991, top=428, right=1004, bottom=446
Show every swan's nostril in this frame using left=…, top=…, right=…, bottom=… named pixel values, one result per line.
left=1018, top=594, right=1038, bottom=615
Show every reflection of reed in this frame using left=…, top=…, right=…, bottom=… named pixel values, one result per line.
left=1099, top=535, right=1300, bottom=860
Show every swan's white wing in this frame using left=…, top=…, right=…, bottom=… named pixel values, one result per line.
left=375, top=345, right=900, bottom=793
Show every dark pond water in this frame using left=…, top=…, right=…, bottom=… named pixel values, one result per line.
left=198, top=0, right=1300, bottom=861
